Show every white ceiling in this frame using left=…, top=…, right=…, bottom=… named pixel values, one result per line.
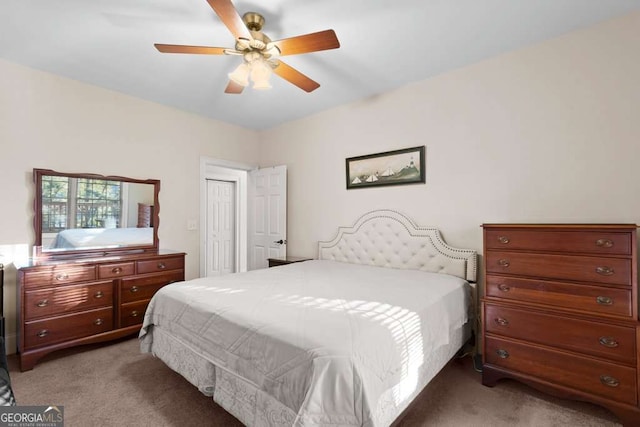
left=2, top=1, right=639, bottom=130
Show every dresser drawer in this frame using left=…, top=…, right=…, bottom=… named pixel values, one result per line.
left=24, top=307, right=113, bottom=349
left=24, top=281, right=113, bottom=320
left=137, top=257, right=184, bottom=274
left=98, top=262, right=135, bottom=279
left=23, top=265, right=96, bottom=288
left=120, top=300, right=149, bottom=327
left=486, top=251, right=631, bottom=286
left=485, top=229, right=632, bottom=255
left=121, top=271, right=183, bottom=303
left=485, top=336, right=637, bottom=405
left=485, top=304, right=636, bottom=364
left=485, top=275, right=633, bottom=318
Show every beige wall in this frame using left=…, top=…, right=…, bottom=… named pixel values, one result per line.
left=259, top=12, right=640, bottom=264
left=0, top=59, right=260, bottom=351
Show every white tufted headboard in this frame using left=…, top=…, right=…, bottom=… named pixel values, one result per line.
left=318, top=210, right=477, bottom=282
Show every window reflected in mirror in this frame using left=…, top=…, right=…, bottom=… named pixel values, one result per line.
left=34, top=169, right=159, bottom=255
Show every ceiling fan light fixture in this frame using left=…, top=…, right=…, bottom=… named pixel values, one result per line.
left=250, top=59, right=273, bottom=90
left=253, top=80, right=272, bottom=90
left=252, top=77, right=272, bottom=90
left=228, top=62, right=250, bottom=87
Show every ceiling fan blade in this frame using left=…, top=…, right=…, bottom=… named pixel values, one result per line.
left=206, top=0, right=252, bottom=41
left=272, top=30, right=340, bottom=56
left=224, top=80, right=245, bottom=94
left=272, top=61, right=320, bottom=93
left=154, top=44, right=227, bottom=55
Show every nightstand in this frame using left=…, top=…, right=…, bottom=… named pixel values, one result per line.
left=267, top=256, right=312, bottom=268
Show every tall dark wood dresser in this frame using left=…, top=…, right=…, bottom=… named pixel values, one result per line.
left=481, top=224, right=640, bottom=426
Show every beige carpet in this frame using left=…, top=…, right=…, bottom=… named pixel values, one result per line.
left=7, top=338, right=621, bottom=426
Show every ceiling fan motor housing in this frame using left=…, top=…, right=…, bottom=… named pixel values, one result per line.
left=242, top=12, right=265, bottom=31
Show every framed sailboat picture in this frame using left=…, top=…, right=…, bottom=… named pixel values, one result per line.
left=345, top=146, right=426, bottom=189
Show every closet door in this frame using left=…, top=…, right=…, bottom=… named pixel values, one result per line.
left=206, top=180, right=236, bottom=276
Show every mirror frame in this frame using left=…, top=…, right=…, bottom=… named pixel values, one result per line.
left=33, top=169, right=160, bottom=258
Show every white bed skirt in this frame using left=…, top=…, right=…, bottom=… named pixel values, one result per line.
left=142, top=323, right=470, bottom=427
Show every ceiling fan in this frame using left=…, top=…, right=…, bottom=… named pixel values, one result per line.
left=154, top=0, right=340, bottom=94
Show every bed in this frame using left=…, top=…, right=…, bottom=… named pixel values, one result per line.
left=140, top=210, right=477, bottom=426
left=49, top=227, right=153, bottom=249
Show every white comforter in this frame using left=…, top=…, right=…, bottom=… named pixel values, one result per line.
left=140, top=260, right=470, bottom=426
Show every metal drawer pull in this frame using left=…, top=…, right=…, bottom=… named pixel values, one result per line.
left=600, top=375, right=620, bottom=388
left=130, top=311, right=140, bottom=318
left=94, top=291, right=104, bottom=299
left=37, top=329, right=49, bottom=338
left=55, top=273, right=69, bottom=281
left=596, top=296, right=613, bottom=306
left=497, top=259, right=510, bottom=268
left=494, top=318, right=509, bottom=326
left=497, top=284, right=510, bottom=292
left=598, top=336, right=619, bottom=348
left=130, top=286, right=139, bottom=293
left=496, top=349, right=509, bottom=359
left=157, top=262, right=166, bottom=270
left=94, top=318, right=104, bottom=326
left=36, top=299, right=49, bottom=307
left=497, top=236, right=510, bottom=244
left=595, top=266, right=614, bottom=276
left=111, top=267, right=123, bottom=274
left=595, top=238, right=614, bottom=248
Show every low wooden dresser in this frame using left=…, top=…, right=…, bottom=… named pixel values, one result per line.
left=481, top=224, right=640, bottom=425
left=17, top=250, right=185, bottom=370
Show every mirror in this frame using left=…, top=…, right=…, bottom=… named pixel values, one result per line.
left=33, top=169, right=160, bottom=257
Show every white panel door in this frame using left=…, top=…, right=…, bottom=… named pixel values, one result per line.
left=248, top=166, right=287, bottom=270
left=206, top=180, right=236, bottom=276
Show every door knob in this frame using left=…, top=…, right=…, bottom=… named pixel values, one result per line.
left=274, top=239, right=287, bottom=245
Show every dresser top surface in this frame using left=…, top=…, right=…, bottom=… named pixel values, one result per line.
left=17, top=249, right=185, bottom=269
left=482, top=224, right=638, bottom=229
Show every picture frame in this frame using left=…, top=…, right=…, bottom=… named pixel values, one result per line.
left=345, top=146, right=426, bottom=189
